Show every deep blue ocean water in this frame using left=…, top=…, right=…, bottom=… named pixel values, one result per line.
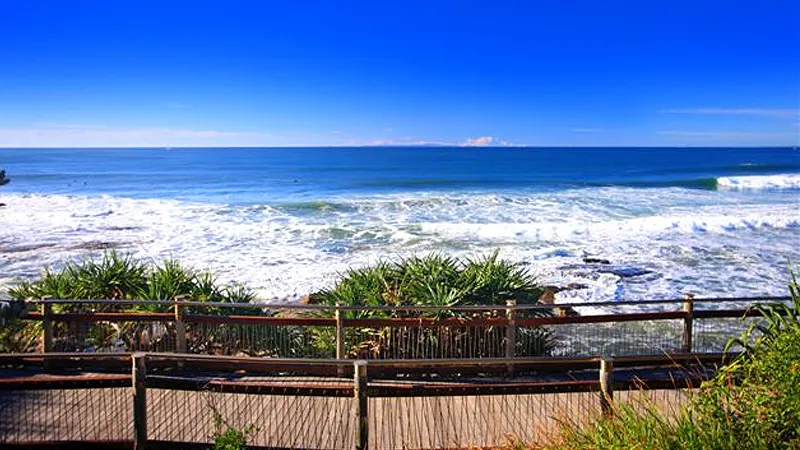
left=4, top=147, right=800, bottom=202
left=1, top=147, right=799, bottom=308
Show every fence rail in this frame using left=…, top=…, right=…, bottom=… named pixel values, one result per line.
left=0, top=352, right=729, bottom=449
left=10, top=296, right=789, bottom=359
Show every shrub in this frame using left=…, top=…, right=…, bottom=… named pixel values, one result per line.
left=310, top=251, right=545, bottom=314
left=211, top=411, right=258, bottom=450
left=309, top=252, right=554, bottom=358
left=2, top=251, right=258, bottom=352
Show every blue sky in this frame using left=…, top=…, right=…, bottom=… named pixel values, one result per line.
left=0, top=0, right=797, bottom=147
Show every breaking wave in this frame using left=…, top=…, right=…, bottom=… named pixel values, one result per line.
left=717, top=174, right=800, bottom=190
left=1, top=186, right=798, bottom=307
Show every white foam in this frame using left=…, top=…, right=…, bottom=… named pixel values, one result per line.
left=0, top=188, right=797, bottom=309
left=717, top=173, right=800, bottom=190
left=420, top=208, right=800, bottom=242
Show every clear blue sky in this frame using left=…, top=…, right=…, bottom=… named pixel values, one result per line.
left=0, top=0, right=798, bottom=147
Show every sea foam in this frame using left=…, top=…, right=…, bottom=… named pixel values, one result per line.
left=717, top=173, right=800, bottom=190
left=0, top=188, right=798, bottom=310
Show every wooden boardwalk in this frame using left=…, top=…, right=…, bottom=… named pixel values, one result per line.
left=0, top=370, right=690, bottom=449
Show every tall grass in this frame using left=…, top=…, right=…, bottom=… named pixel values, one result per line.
left=535, top=272, right=800, bottom=450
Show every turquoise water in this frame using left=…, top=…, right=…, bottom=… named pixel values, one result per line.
left=1, top=147, right=799, bottom=307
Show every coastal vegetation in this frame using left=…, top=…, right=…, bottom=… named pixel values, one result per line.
left=3, top=252, right=800, bottom=448
left=211, top=409, right=258, bottom=450
left=2, top=251, right=553, bottom=356
left=310, top=252, right=545, bottom=315
left=2, top=252, right=256, bottom=352
left=8, top=251, right=255, bottom=305
left=309, top=251, right=553, bottom=357
left=529, top=272, right=800, bottom=450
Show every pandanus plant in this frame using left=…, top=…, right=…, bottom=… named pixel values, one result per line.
left=5, top=252, right=261, bottom=353
left=309, top=251, right=555, bottom=359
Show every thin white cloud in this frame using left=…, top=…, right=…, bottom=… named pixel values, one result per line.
left=660, top=108, right=799, bottom=118
left=460, top=136, right=515, bottom=146
left=0, top=124, right=273, bottom=147
left=571, top=128, right=602, bottom=133
left=658, top=130, right=798, bottom=142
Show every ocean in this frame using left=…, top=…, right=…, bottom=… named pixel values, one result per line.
left=1, top=147, right=798, bottom=309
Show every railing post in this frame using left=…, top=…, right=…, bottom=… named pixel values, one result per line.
left=336, top=303, right=346, bottom=359
left=174, top=299, right=187, bottom=354
left=353, top=360, right=368, bottom=450
left=599, top=357, right=614, bottom=417
left=133, top=353, right=148, bottom=450
left=682, top=294, right=694, bottom=353
left=41, top=298, right=53, bottom=354
left=505, top=299, right=516, bottom=375
left=336, top=303, right=346, bottom=377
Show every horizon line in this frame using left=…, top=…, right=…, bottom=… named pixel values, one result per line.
left=1, top=145, right=797, bottom=150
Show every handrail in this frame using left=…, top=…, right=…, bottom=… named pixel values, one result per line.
left=22, top=295, right=791, bottom=310
left=21, top=306, right=771, bottom=324
left=0, top=351, right=733, bottom=370
left=14, top=295, right=785, bottom=359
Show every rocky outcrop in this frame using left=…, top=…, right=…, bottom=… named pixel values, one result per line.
left=582, top=257, right=611, bottom=264
left=599, top=267, right=653, bottom=278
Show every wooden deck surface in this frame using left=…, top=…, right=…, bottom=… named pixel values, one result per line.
left=0, top=370, right=690, bottom=449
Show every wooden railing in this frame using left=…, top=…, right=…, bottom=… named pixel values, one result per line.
left=16, top=295, right=790, bottom=359
left=0, top=351, right=735, bottom=450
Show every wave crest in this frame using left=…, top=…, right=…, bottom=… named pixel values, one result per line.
left=717, top=174, right=800, bottom=190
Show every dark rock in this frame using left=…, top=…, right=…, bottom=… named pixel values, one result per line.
left=600, top=267, right=653, bottom=278
left=0, top=203, right=5, bottom=207
left=3, top=243, right=57, bottom=253
left=583, top=257, right=611, bottom=264
left=68, top=241, right=118, bottom=251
